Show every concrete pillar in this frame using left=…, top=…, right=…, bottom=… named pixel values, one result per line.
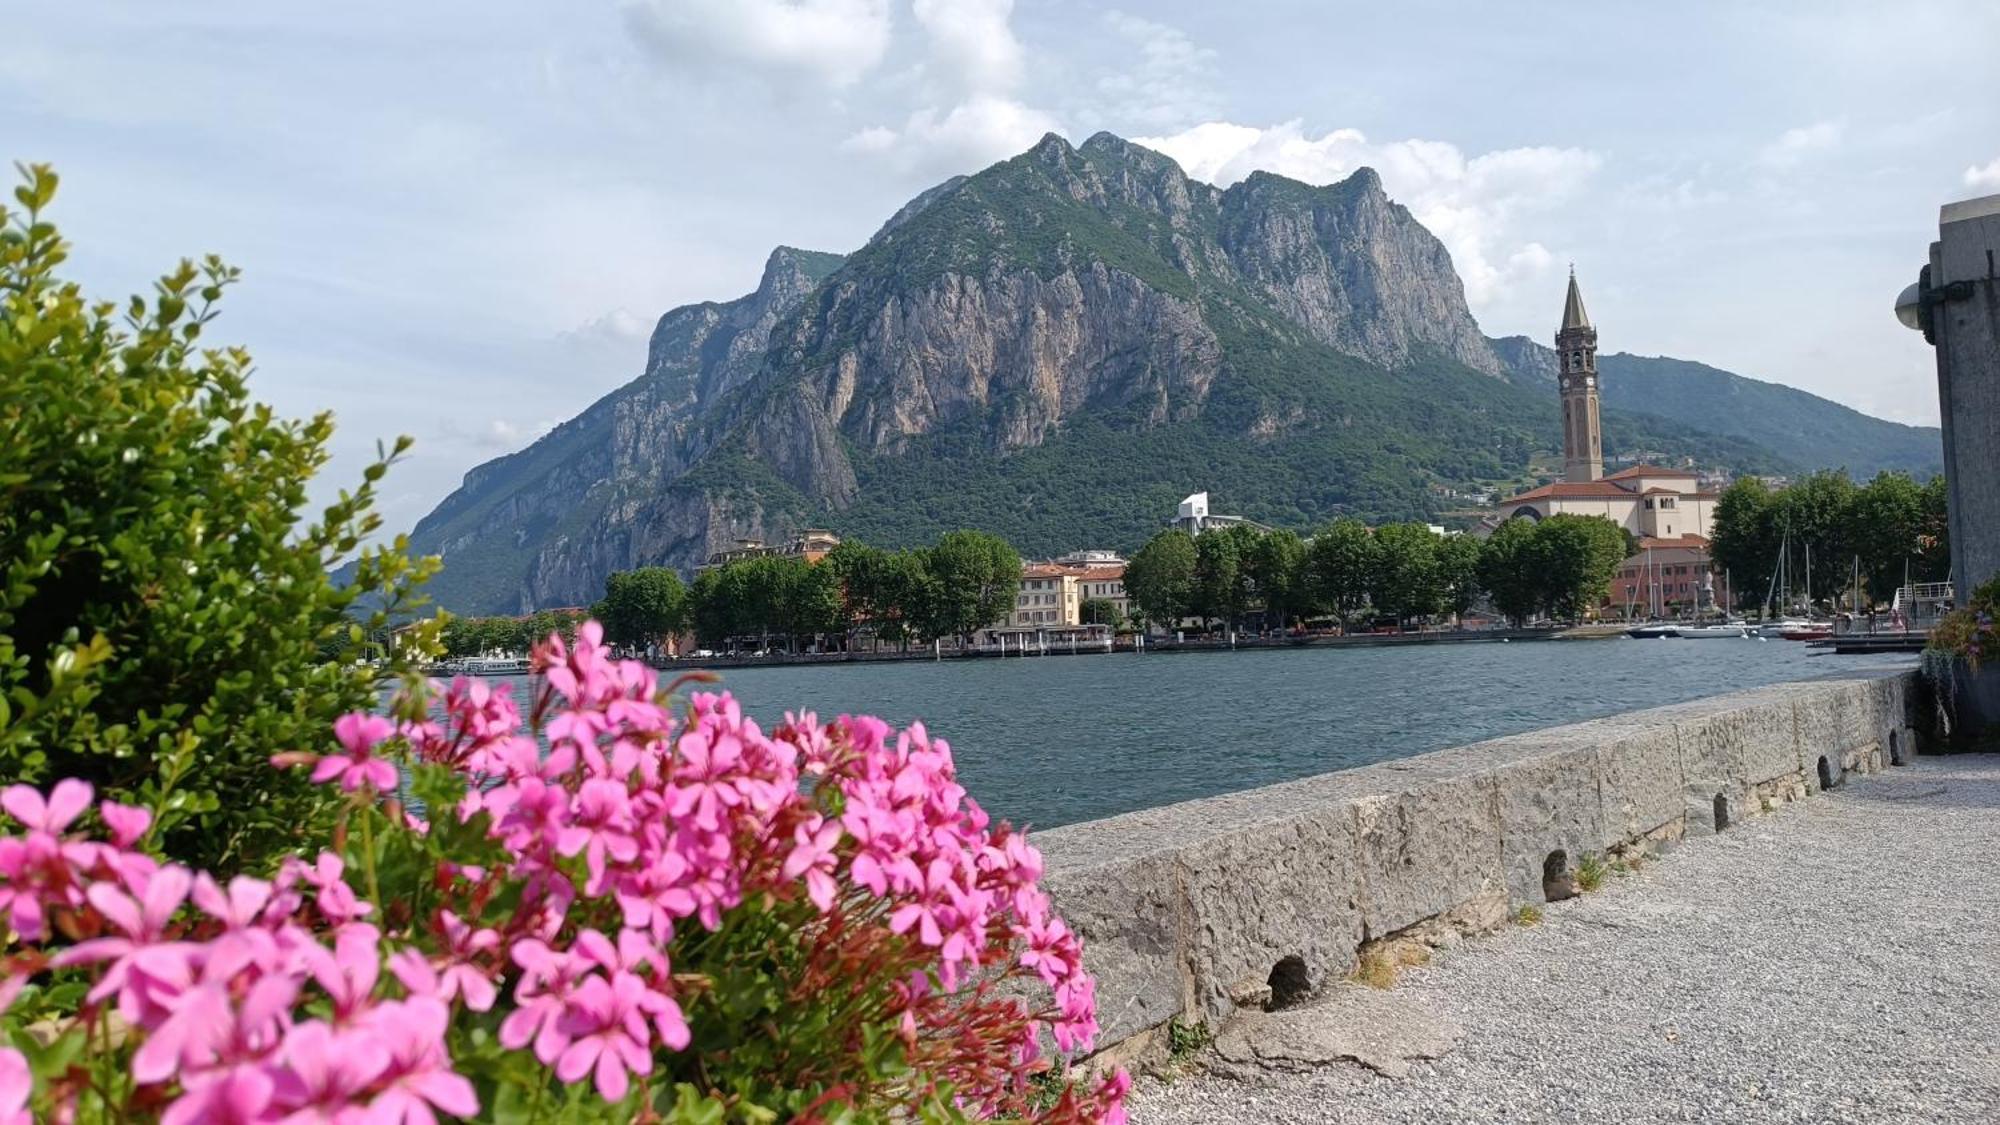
left=1928, top=194, right=2000, bottom=597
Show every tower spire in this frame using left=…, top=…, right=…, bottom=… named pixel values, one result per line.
left=1561, top=268, right=1591, bottom=332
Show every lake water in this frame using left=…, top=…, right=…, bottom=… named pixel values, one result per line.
left=489, top=639, right=1914, bottom=831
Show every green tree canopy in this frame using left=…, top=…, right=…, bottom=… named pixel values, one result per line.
left=1368, top=522, right=1443, bottom=625
left=1246, top=528, right=1309, bottom=629
left=1529, top=514, right=1628, bottom=621
left=595, top=566, right=687, bottom=650
left=1434, top=533, right=1484, bottom=623
left=0, top=165, right=437, bottom=871
left=923, top=531, right=1022, bottom=642
left=1478, top=517, right=1542, bottom=627
left=1124, top=530, right=1196, bottom=629
left=1305, top=518, right=1377, bottom=625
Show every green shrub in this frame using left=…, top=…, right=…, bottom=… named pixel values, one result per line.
left=0, top=164, right=438, bottom=870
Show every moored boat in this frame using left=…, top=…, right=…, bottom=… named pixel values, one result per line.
left=1626, top=623, right=1680, bottom=639
left=1680, top=623, right=1750, bottom=638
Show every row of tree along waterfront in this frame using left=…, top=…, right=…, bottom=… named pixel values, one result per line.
left=1710, top=470, right=1950, bottom=609
left=1122, top=515, right=1629, bottom=632
left=437, top=517, right=1636, bottom=658
left=434, top=467, right=1955, bottom=659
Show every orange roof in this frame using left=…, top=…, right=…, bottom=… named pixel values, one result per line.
left=1076, top=565, right=1125, bottom=581
left=1633, top=534, right=1711, bottom=551
left=1501, top=480, right=1639, bottom=502
left=1606, top=464, right=1700, bottom=480
left=1021, top=564, right=1074, bottom=579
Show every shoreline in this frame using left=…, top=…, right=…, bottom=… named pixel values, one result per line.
left=642, top=627, right=1569, bottom=672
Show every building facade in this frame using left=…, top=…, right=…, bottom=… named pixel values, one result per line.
left=699, top=529, right=841, bottom=571
left=1004, top=564, right=1082, bottom=629
left=1168, top=492, right=1267, bottom=537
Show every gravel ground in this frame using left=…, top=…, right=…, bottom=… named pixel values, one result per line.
left=1132, top=754, right=2000, bottom=1124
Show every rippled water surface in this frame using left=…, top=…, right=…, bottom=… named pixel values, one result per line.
left=495, top=639, right=1913, bottom=830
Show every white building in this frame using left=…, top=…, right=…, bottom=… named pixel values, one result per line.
left=1168, top=492, right=1266, bottom=537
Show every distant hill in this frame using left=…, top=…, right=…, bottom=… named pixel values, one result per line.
left=1488, top=336, right=1939, bottom=476
left=404, top=133, right=1929, bottom=614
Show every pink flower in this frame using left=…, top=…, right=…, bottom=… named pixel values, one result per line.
left=388, top=911, right=498, bottom=1013
left=310, top=714, right=399, bottom=793
left=0, top=1047, right=29, bottom=1125
left=498, top=940, right=586, bottom=1063
left=303, top=923, right=382, bottom=1021
left=98, top=800, right=152, bottom=849
left=54, top=865, right=193, bottom=1010
left=781, top=816, right=842, bottom=913
left=271, top=1018, right=388, bottom=1123
left=295, top=852, right=371, bottom=927
left=0, top=778, right=92, bottom=837
left=360, top=997, right=478, bottom=1124
left=161, top=1064, right=278, bottom=1125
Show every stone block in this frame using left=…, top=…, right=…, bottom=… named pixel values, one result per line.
left=1350, top=770, right=1503, bottom=939
left=1478, top=736, right=1606, bottom=903
left=1589, top=721, right=1686, bottom=849
left=1674, top=694, right=1798, bottom=789
left=1039, top=832, right=1191, bottom=1046
left=1176, top=806, right=1362, bottom=1022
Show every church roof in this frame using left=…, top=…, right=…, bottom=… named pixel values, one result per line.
left=1632, top=534, right=1712, bottom=552
left=1501, top=480, right=1638, bottom=503
left=1605, top=464, right=1700, bottom=481
left=1561, top=269, right=1591, bottom=332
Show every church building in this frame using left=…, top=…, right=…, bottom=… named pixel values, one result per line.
left=1492, top=271, right=1725, bottom=616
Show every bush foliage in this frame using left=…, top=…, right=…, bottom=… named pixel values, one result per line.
left=0, top=164, right=437, bottom=871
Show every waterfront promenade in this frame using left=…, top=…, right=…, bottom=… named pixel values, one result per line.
left=1131, top=753, right=2000, bottom=1124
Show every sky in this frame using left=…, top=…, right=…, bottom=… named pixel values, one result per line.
left=7, top=1, right=1999, bottom=537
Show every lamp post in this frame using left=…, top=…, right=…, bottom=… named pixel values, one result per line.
left=1895, top=192, right=2000, bottom=599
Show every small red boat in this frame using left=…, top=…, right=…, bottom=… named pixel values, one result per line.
left=1780, top=625, right=1833, bottom=641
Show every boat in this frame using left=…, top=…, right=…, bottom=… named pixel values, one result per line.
left=1626, top=623, right=1680, bottom=639
left=1680, top=623, right=1750, bottom=639
left=1755, top=617, right=1815, bottom=638
left=1778, top=623, right=1833, bottom=642
left=457, top=656, right=532, bottom=676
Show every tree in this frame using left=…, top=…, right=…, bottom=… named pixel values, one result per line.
left=923, top=531, right=1021, bottom=643
left=1080, top=598, right=1118, bottom=627
left=1779, top=470, right=1859, bottom=604
left=1246, top=528, right=1308, bottom=631
left=1369, top=523, right=1443, bottom=627
left=688, top=568, right=733, bottom=648
left=1710, top=477, right=1779, bottom=612
left=1530, top=514, right=1628, bottom=621
left=1479, top=518, right=1541, bottom=627
left=596, top=567, right=687, bottom=651
left=1125, top=531, right=1196, bottom=631
left=788, top=561, right=844, bottom=650
left=1845, top=471, right=1926, bottom=604
left=1434, top=533, right=1484, bottom=624
left=0, top=164, right=439, bottom=872
left=1192, top=530, right=1244, bottom=630
left=1305, top=519, right=1377, bottom=626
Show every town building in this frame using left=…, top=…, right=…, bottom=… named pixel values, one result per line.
left=1005, top=564, right=1081, bottom=629
left=1168, top=492, right=1267, bottom=537
left=1074, top=564, right=1130, bottom=624
left=698, top=529, right=841, bottom=571
left=1492, top=273, right=1728, bottom=618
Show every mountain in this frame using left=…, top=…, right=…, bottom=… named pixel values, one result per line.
left=1486, top=337, right=1940, bottom=476
left=408, top=132, right=1897, bottom=614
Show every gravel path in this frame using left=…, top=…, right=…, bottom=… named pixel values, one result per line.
left=1132, top=754, right=2000, bottom=1124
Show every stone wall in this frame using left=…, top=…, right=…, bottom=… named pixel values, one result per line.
left=1036, top=672, right=1920, bottom=1057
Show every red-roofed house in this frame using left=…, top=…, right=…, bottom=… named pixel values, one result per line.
left=1495, top=465, right=1718, bottom=541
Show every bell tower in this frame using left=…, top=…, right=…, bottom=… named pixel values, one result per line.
left=1557, top=267, right=1602, bottom=482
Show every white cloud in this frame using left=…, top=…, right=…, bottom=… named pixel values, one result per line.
left=622, top=0, right=893, bottom=89
left=843, top=94, right=1061, bottom=176
left=1134, top=120, right=1601, bottom=306
left=1758, top=120, right=1843, bottom=169
left=845, top=0, right=1058, bottom=176
left=911, top=0, right=1021, bottom=96
left=1967, top=155, right=2000, bottom=190
left=561, top=308, right=652, bottom=347
left=1094, top=12, right=1220, bottom=132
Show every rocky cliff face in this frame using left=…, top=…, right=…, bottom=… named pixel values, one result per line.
left=407, top=131, right=1873, bottom=614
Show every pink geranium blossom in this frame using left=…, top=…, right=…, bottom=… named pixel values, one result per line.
left=311, top=713, right=399, bottom=792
